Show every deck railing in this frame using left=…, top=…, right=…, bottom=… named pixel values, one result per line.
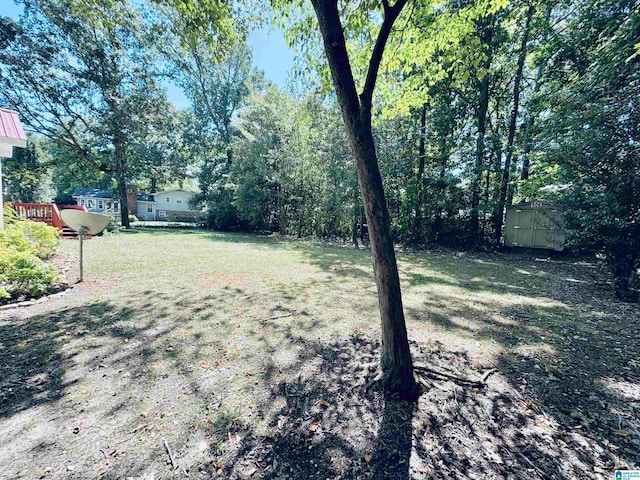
left=11, top=203, right=87, bottom=231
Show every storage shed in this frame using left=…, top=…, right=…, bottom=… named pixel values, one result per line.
left=503, top=201, right=565, bottom=252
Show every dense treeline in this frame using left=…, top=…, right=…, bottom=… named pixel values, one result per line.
left=1, top=0, right=638, bottom=299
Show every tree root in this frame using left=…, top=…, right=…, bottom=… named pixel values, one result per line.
left=364, top=365, right=497, bottom=396
left=414, top=363, right=496, bottom=389
left=364, top=370, right=385, bottom=392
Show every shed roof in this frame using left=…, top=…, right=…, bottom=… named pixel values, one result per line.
left=73, top=187, right=114, bottom=199
left=508, top=201, right=559, bottom=211
left=0, top=108, right=27, bottom=146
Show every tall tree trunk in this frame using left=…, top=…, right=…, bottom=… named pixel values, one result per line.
left=520, top=60, right=545, bottom=181
left=413, top=103, right=428, bottom=242
left=494, top=5, right=534, bottom=244
left=521, top=5, right=552, bottom=182
left=434, top=119, right=453, bottom=240
left=226, top=145, right=233, bottom=166
left=352, top=185, right=361, bottom=248
left=470, top=19, right=494, bottom=239
left=613, top=250, right=637, bottom=301
left=482, top=148, right=494, bottom=236
left=311, top=0, right=418, bottom=400
left=470, top=75, right=490, bottom=237
left=485, top=100, right=501, bottom=238
left=114, top=140, right=130, bottom=228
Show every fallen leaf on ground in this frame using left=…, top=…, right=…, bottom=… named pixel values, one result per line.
left=614, top=429, right=630, bottom=436
left=319, top=400, right=330, bottom=407
left=133, top=423, right=149, bottom=433
left=140, top=411, right=149, bottom=418
left=309, top=422, right=319, bottom=432
left=364, top=453, right=372, bottom=463
left=39, top=467, right=54, bottom=478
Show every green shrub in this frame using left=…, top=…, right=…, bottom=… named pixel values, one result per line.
left=3, top=204, right=18, bottom=225
left=0, top=217, right=61, bottom=259
left=0, top=225, right=32, bottom=254
left=106, top=215, right=120, bottom=232
left=0, top=216, right=61, bottom=301
left=0, top=247, right=58, bottom=298
left=6, top=220, right=60, bottom=259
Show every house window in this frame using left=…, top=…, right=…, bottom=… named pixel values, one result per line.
left=87, top=199, right=95, bottom=209
left=98, top=200, right=104, bottom=209
left=113, top=201, right=119, bottom=211
left=176, top=198, right=182, bottom=204
left=147, top=205, right=153, bottom=213
left=158, top=210, right=167, bottom=218
left=165, top=197, right=171, bottom=203
left=79, top=199, right=85, bottom=206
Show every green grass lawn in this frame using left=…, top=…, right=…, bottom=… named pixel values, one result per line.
left=1, top=229, right=638, bottom=479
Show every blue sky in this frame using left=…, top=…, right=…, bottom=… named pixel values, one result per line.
left=2, top=2, right=295, bottom=109
left=249, top=27, right=295, bottom=90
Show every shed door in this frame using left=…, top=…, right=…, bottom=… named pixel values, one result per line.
left=532, top=209, right=555, bottom=248
left=509, top=209, right=536, bottom=247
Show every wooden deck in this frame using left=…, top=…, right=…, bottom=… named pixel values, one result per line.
left=11, top=203, right=88, bottom=238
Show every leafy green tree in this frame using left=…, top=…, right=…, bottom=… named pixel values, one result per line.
left=169, top=41, right=260, bottom=160
left=128, top=108, right=196, bottom=192
left=230, top=87, right=288, bottom=230
left=165, top=39, right=261, bottom=227
left=0, top=1, right=172, bottom=227
left=530, top=0, right=640, bottom=300
left=43, top=139, right=112, bottom=203
left=276, top=0, right=421, bottom=399
left=2, top=141, right=49, bottom=203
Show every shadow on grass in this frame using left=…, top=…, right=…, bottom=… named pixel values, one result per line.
left=2, top=236, right=637, bottom=478
left=135, top=232, right=639, bottom=469
left=0, top=291, right=414, bottom=479
left=0, top=315, right=65, bottom=417
left=251, top=239, right=640, bottom=468
left=403, top=262, right=640, bottom=467
left=0, top=288, right=622, bottom=479
left=187, top=335, right=610, bottom=479
left=0, top=301, right=154, bottom=418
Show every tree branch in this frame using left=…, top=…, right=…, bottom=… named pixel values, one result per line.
left=360, top=0, right=409, bottom=110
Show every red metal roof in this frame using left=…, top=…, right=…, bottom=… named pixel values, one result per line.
left=0, top=108, right=27, bottom=144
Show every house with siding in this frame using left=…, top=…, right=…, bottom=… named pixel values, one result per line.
left=134, top=189, right=199, bottom=222
left=72, top=187, right=121, bottom=215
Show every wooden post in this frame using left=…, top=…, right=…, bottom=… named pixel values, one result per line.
left=78, top=226, right=88, bottom=282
